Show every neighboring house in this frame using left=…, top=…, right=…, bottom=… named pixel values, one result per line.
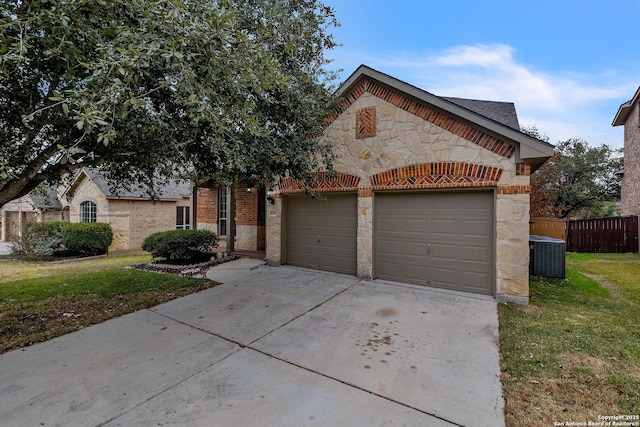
left=0, top=187, right=67, bottom=242
left=60, top=168, right=192, bottom=252
left=613, top=86, right=640, bottom=217
left=260, top=65, right=554, bottom=304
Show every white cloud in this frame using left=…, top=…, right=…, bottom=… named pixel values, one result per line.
left=335, top=44, right=636, bottom=147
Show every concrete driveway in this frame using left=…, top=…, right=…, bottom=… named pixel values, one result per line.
left=0, top=259, right=505, bottom=427
left=0, top=241, right=13, bottom=257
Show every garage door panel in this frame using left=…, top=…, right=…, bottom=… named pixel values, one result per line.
left=377, top=240, right=401, bottom=255
left=379, top=218, right=401, bottom=232
left=403, top=264, right=429, bottom=282
left=429, top=243, right=457, bottom=261
left=286, top=195, right=357, bottom=275
left=404, top=241, right=428, bottom=257
left=461, top=220, right=491, bottom=236
left=430, top=218, right=457, bottom=235
left=375, top=192, right=494, bottom=295
left=460, top=245, right=491, bottom=263
left=404, top=218, right=428, bottom=233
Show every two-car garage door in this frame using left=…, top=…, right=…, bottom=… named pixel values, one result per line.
left=284, top=191, right=494, bottom=295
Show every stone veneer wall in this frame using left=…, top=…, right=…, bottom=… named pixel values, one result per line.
left=622, top=100, right=640, bottom=217
left=267, top=89, right=532, bottom=303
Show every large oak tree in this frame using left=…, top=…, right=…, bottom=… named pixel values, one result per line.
left=530, top=137, right=622, bottom=218
left=0, top=0, right=339, bottom=207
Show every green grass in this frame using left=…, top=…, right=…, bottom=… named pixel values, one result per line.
left=0, top=255, right=218, bottom=354
left=499, top=253, right=640, bottom=426
left=0, top=266, right=206, bottom=302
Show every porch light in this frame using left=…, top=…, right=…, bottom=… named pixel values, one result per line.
left=266, top=188, right=275, bottom=205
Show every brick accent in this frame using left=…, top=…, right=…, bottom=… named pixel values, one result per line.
left=279, top=172, right=361, bottom=194
left=358, top=188, right=372, bottom=197
left=497, top=185, right=531, bottom=194
left=515, top=162, right=531, bottom=176
left=326, top=78, right=515, bottom=158
left=235, top=181, right=265, bottom=226
left=370, top=162, right=502, bottom=190
left=355, top=107, right=376, bottom=139
left=196, top=187, right=218, bottom=223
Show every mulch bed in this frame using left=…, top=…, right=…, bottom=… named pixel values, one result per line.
left=132, top=255, right=240, bottom=278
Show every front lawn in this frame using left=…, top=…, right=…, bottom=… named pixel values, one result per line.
left=500, top=253, right=640, bottom=426
left=0, top=255, right=218, bottom=354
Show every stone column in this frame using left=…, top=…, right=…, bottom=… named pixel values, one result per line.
left=357, top=189, right=373, bottom=280
left=265, top=194, right=282, bottom=265
left=496, top=193, right=530, bottom=304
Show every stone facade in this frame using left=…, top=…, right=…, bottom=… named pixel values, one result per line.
left=266, top=68, right=550, bottom=304
left=620, top=96, right=640, bottom=216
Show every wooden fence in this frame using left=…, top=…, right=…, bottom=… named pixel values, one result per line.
left=566, top=216, right=639, bottom=253
left=529, top=218, right=567, bottom=240
left=530, top=216, right=639, bottom=253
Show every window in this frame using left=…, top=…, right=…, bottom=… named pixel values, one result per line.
left=80, top=201, right=97, bottom=223
left=218, top=187, right=228, bottom=237
left=176, top=206, right=190, bottom=229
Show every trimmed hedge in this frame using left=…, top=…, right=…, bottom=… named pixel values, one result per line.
left=142, top=229, right=218, bottom=263
left=62, top=223, right=113, bottom=255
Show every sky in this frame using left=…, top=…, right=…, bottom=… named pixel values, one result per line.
left=322, top=0, right=640, bottom=148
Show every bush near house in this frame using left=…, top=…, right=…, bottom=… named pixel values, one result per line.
left=11, top=222, right=113, bottom=259
left=10, top=221, right=67, bottom=260
left=62, top=223, right=113, bottom=256
left=142, top=230, right=218, bottom=264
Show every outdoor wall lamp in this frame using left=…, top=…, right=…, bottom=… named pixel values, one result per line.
left=266, top=188, right=275, bottom=205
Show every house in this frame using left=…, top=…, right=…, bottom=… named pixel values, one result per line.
left=195, top=181, right=265, bottom=251
left=0, top=187, right=67, bottom=242
left=613, top=86, right=640, bottom=217
left=261, top=65, right=554, bottom=304
left=60, top=168, right=192, bottom=252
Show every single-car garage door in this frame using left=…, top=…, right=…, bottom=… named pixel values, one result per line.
left=285, top=194, right=357, bottom=275
left=374, top=191, right=494, bottom=295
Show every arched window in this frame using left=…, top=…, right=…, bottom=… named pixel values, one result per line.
left=80, top=201, right=97, bottom=223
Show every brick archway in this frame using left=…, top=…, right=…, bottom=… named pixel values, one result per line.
left=369, top=162, right=502, bottom=190
left=279, top=172, right=361, bottom=193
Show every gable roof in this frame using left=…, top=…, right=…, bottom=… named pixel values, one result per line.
left=442, top=97, right=520, bottom=130
left=30, top=186, right=62, bottom=209
left=612, top=86, right=640, bottom=126
left=64, top=168, right=190, bottom=201
left=334, top=65, right=555, bottom=170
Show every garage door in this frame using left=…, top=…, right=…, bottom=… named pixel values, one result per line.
left=285, top=194, right=357, bottom=275
left=374, top=191, right=494, bottom=295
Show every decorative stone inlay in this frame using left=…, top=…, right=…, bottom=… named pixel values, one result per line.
left=279, top=171, right=361, bottom=193
left=325, top=78, right=515, bottom=158
left=497, top=185, right=531, bottom=194
left=355, top=107, right=376, bottom=139
left=369, top=162, right=502, bottom=190
left=515, top=163, right=531, bottom=176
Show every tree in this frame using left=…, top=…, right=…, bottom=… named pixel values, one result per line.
left=0, top=0, right=339, bottom=207
left=530, top=138, right=622, bottom=218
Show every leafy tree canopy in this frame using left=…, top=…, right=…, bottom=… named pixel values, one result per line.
left=0, top=0, right=339, bottom=207
left=529, top=134, right=622, bottom=219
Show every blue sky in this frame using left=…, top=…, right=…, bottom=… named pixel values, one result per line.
left=322, top=0, right=640, bottom=148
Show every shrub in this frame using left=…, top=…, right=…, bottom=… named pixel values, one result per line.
left=62, top=223, right=113, bottom=255
left=11, top=221, right=67, bottom=260
left=142, top=229, right=218, bottom=263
